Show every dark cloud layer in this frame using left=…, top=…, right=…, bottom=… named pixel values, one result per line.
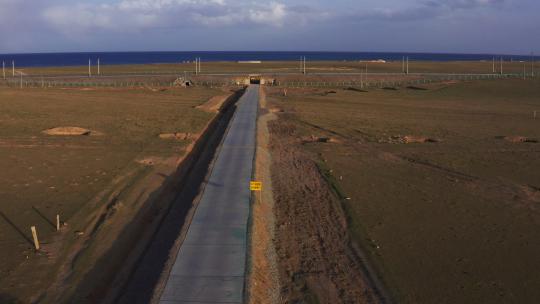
left=0, top=0, right=537, bottom=54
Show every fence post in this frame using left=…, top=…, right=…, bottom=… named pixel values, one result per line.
left=31, top=226, right=40, bottom=250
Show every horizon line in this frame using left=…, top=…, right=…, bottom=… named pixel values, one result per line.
left=0, top=50, right=537, bottom=58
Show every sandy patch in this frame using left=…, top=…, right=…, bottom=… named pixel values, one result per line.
left=42, top=127, right=101, bottom=136
left=502, top=136, right=538, bottom=143
left=159, top=133, right=192, bottom=141
left=386, top=135, right=440, bottom=144
left=269, top=107, right=284, bottom=113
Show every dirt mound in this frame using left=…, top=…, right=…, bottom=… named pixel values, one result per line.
left=407, top=86, right=428, bottom=91
left=319, top=90, right=337, bottom=96
left=159, top=133, right=192, bottom=140
left=196, top=94, right=231, bottom=113
left=403, top=135, right=439, bottom=143
left=345, top=87, right=368, bottom=93
left=387, top=135, right=439, bottom=144
left=42, top=127, right=96, bottom=136
left=269, top=107, right=284, bottom=113
left=301, top=135, right=340, bottom=144
left=502, top=136, right=538, bottom=143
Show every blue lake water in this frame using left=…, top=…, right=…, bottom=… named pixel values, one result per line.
left=0, top=51, right=536, bottom=68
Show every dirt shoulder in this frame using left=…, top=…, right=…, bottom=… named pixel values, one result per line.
left=247, top=88, right=280, bottom=304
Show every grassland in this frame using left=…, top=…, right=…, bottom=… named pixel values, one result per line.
left=265, top=78, right=540, bottom=303
left=0, top=86, right=225, bottom=302
left=14, top=60, right=538, bottom=77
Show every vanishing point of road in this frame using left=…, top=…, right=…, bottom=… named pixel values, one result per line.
left=159, top=85, right=259, bottom=303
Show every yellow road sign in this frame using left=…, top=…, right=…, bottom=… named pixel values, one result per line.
left=250, top=181, right=262, bottom=191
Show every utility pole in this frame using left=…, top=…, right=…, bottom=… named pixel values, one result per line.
left=365, top=63, right=368, bottom=82
left=360, top=67, right=363, bottom=89
left=406, top=57, right=409, bottom=75
left=531, top=52, right=535, bottom=77
left=500, top=57, right=503, bottom=75
left=195, top=58, right=200, bottom=75
left=88, top=59, right=91, bottom=77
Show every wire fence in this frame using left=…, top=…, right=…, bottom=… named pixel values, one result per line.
left=0, top=73, right=537, bottom=89
left=0, top=79, right=240, bottom=88
left=273, top=73, right=539, bottom=89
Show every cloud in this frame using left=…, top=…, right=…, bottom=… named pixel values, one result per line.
left=41, top=0, right=317, bottom=33
left=116, top=0, right=226, bottom=11
left=430, top=0, right=505, bottom=9
left=249, top=2, right=287, bottom=25
left=0, top=0, right=538, bottom=54
left=346, top=0, right=506, bottom=22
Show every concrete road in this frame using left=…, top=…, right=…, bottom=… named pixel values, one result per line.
left=159, top=85, right=259, bottom=304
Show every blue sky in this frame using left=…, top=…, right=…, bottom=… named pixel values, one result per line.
left=0, top=0, right=538, bottom=54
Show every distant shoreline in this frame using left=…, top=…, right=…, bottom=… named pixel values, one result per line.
left=0, top=51, right=537, bottom=68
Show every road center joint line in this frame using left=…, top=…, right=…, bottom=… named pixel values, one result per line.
left=159, top=85, right=259, bottom=304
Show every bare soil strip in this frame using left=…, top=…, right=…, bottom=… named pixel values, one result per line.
left=247, top=88, right=280, bottom=304
left=267, top=113, right=383, bottom=303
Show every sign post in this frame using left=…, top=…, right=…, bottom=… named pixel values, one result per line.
left=250, top=181, right=262, bottom=204
left=250, top=181, right=262, bottom=192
